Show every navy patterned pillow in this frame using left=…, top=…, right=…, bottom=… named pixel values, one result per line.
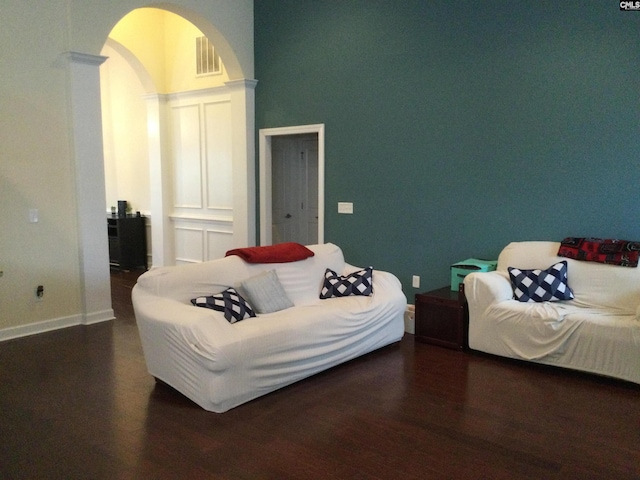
left=508, top=261, right=574, bottom=303
left=191, top=287, right=256, bottom=323
left=320, top=267, right=373, bottom=299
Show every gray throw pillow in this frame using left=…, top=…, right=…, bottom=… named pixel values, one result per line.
left=240, top=270, right=294, bottom=314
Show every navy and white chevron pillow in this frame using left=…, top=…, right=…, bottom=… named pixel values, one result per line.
left=320, top=267, right=373, bottom=299
left=508, top=261, right=574, bottom=303
left=191, top=287, right=256, bottom=323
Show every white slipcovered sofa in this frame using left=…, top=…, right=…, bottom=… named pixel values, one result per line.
left=464, top=241, right=640, bottom=384
left=132, top=243, right=406, bottom=412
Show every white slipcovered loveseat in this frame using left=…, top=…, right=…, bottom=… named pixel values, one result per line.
left=132, top=242, right=406, bottom=412
left=464, top=241, right=640, bottom=384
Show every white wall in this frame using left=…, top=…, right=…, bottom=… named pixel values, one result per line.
left=0, top=1, right=83, bottom=334
left=101, top=42, right=150, bottom=215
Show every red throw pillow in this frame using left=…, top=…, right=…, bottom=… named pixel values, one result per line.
left=225, top=242, right=314, bottom=264
left=558, top=237, right=639, bottom=267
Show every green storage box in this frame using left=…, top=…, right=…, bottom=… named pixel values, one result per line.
left=450, top=258, right=497, bottom=291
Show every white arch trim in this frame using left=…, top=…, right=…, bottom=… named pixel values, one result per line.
left=102, top=38, right=157, bottom=93
left=148, top=2, right=249, bottom=79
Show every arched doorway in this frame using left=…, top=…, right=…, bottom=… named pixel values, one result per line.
left=102, top=7, right=256, bottom=269
left=65, top=3, right=255, bottom=324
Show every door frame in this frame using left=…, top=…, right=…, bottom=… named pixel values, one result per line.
left=259, top=124, right=325, bottom=246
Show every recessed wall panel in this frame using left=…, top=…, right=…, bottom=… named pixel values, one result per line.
left=206, top=229, right=234, bottom=260
left=172, top=104, right=202, bottom=208
left=174, top=226, right=204, bottom=264
left=204, top=101, right=232, bottom=209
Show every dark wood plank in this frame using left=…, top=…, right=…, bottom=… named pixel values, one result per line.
left=0, top=269, right=638, bottom=479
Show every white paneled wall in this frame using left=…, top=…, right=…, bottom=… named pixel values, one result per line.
left=169, top=88, right=234, bottom=264
left=172, top=104, right=204, bottom=208
left=204, top=101, right=232, bottom=209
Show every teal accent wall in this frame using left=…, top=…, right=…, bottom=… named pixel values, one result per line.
left=255, top=1, right=640, bottom=295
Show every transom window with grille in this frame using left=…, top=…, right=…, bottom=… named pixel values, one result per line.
left=196, top=36, right=222, bottom=75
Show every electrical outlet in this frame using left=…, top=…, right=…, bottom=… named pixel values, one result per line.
left=36, top=285, right=44, bottom=300
left=412, top=275, right=420, bottom=288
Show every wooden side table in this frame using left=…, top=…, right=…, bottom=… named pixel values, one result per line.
left=414, top=286, right=468, bottom=350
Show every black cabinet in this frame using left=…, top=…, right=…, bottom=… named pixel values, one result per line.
left=107, top=215, right=147, bottom=270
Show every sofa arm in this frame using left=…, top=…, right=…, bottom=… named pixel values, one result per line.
left=132, top=285, right=242, bottom=373
left=463, top=271, right=513, bottom=318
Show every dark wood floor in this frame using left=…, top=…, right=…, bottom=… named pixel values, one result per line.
left=0, top=269, right=639, bottom=479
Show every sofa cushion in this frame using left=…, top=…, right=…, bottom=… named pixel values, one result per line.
left=240, top=270, right=294, bottom=314
left=508, top=261, right=574, bottom=303
left=268, top=243, right=346, bottom=306
left=191, top=288, right=256, bottom=323
left=135, top=243, right=347, bottom=307
left=496, top=241, right=640, bottom=313
left=320, top=267, right=373, bottom=299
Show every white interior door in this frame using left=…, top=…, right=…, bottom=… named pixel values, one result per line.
left=271, top=134, right=318, bottom=245
left=259, top=124, right=324, bottom=247
left=271, top=137, right=296, bottom=244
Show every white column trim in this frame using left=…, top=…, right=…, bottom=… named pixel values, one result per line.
left=63, top=50, right=114, bottom=325
left=225, top=78, right=258, bottom=248
left=144, top=93, right=174, bottom=268
left=63, top=51, right=109, bottom=66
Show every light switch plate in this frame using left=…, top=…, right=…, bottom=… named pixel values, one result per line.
left=338, top=202, right=353, bottom=214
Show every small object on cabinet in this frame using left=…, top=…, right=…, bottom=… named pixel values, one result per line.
left=450, top=258, right=497, bottom=291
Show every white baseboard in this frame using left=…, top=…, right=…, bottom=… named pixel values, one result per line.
left=404, top=304, right=415, bottom=334
left=83, top=309, right=115, bottom=325
left=0, top=309, right=114, bottom=342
